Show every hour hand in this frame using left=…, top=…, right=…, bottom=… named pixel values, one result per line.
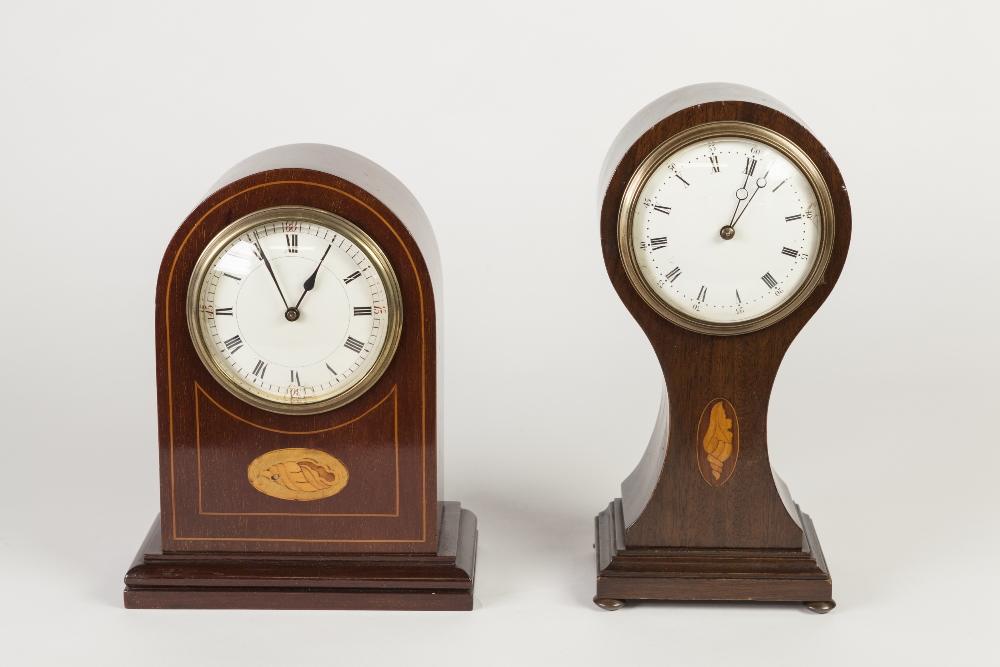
left=722, top=166, right=772, bottom=238
left=294, top=244, right=332, bottom=310
left=720, top=175, right=750, bottom=239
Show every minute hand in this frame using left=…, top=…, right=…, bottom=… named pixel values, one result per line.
left=253, top=231, right=289, bottom=309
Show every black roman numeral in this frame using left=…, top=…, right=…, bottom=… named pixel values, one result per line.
left=772, top=179, right=787, bottom=192
left=697, top=286, right=707, bottom=302
left=344, top=336, right=364, bottom=353
left=785, top=214, right=802, bottom=221
left=326, top=363, right=337, bottom=376
left=674, top=174, right=690, bottom=187
left=223, top=335, right=243, bottom=354
left=709, top=155, right=720, bottom=173
left=252, top=360, right=267, bottom=378
left=664, top=266, right=681, bottom=283
left=216, top=307, right=233, bottom=316
left=286, top=234, right=298, bottom=253
left=782, top=247, right=799, bottom=258
left=762, top=272, right=778, bottom=289
left=653, top=205, right=671, bottom=215
left=290, top=370, right=300, bottom=385
left=344, top=271, right=362, bottom=284
left=354, top=307, right=373, bottom=316
left=223, top=273, right=241, bottom=281
left=649, top=236, right=668, bottom=251
left=736, top=289, right=741, bottom=304
left=743, top=158, right=757, bottom=176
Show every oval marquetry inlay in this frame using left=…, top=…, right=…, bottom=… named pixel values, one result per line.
left=696, top=398, right=739, bottom=486
left=248, top=448, right=349, bottom=501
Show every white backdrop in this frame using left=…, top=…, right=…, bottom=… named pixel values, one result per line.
left=1, top=2, right=996, bottom=664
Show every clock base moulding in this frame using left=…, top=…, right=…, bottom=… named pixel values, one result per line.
left=125, top=502, right=477, bottom=611
left=593, top=499, right=833, bottom=612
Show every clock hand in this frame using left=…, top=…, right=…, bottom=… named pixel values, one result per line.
left=294, top=244, right=333, bottom=310
left=720, top=173, right=751, bottom=240
left=252, top=230, right=291, bottom=313
left=721, top=164, right=773, bottom=239
left=729, top=174, right=751, bottom=225
left=730, top=173, right=768, bottom=229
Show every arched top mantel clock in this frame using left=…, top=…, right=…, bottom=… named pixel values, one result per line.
left=125, top=144, right=477, bottom=611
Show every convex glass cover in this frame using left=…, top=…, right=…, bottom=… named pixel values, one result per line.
left=620, top=122, right=835, bottom=334
left=187, top=206, right=402, bottom=414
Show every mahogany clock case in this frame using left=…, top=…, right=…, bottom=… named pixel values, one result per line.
left=125, top=144, right=477, bottom=610
left=593, top=84, right=851, bottom=611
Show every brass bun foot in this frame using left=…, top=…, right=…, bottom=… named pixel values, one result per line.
left=593, top=597, right=625, bottom=611
left=803, top=600, right=836, bottom=614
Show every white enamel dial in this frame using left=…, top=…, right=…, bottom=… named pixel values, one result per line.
left=188, top=207, right=402, bottom=413
left=629, top=134, right=827, bottom=327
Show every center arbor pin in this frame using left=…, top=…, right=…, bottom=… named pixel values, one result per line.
left=593, top=84, right=851, bottom=613
left=125, top=144, right=477, bottom=610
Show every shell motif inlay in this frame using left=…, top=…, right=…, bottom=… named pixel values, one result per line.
left=696, top=398, right=739, bottom=486
left=247, top=448, right=349, bottom=501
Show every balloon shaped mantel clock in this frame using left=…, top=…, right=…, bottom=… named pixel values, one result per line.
left=125, top=144, right=477, bottom=610
left=593, top=84, right=851, bottom=613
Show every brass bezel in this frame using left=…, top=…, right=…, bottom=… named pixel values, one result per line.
left=617, top=121, right=836, bottom=336
left=186, top=206, right=403, bottom=415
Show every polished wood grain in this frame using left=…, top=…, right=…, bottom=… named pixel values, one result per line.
left=125, top=502, right=477, bottom=610
left=595, top=84, right=851, bottom=606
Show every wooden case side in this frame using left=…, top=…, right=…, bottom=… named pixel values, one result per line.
left=620, top=380, right=668, bottom=526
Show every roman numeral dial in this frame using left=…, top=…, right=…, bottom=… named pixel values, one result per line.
left=628, top=134, right=825, bottom=327
left=190, top=209, right=402, bottom=411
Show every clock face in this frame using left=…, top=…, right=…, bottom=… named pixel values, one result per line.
left=187, top=207, right=402, bottom=414
left=621, top=123, right=834, bottom=334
